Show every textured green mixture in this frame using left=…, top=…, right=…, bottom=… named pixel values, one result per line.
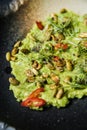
left=7, top=9, right=87, bottom=110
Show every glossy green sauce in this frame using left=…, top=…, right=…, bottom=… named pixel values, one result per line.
left=9, top=10, right=87, bottom=110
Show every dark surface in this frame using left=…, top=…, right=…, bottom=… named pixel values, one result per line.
left=1, top=1, right=87, bottom=130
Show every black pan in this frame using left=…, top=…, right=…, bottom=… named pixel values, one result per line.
left=0, top=0, right=87, bottom=130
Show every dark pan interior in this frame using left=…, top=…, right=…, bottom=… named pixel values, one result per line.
left=0, top=0, right=87, bottom=130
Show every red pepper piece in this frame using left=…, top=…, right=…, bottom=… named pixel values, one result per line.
left=53, top=56, right=60, bottom=62
left=36, top=21, right=44, bottom=30
left=54, top=43, right=61, bottom=50
left=30, top=97, right=46, bottom=107
left=21, top=97, right=31, bottom=107
left=21, top=97, right=46, bottom=107
left=54, top=43, right=68, bottom=50
left=29, top=87, right=44, bottom=99
left=21, top=88, right=45, bottom=107
left=61, top=44, right=68, bottom=50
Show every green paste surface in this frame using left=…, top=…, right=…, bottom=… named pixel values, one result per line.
left=9, top=10, right=87, bottom=110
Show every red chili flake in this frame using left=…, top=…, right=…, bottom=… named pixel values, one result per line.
left=28, top=88, right=44, bottom=99
left=36, top=21, right=44, bottom=30
left=54, top=43, right=62, bottom=50
left=54, top=43, right=68, bottom=50
left=53, top=56, right=60, bottom=62
left=61, top=44, right=68, bottom=50
left=21, top=97, right=46, bottom=107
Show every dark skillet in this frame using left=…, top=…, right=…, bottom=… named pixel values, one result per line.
left=0, top=0, right=87, bottom=130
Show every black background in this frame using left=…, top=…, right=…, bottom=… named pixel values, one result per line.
left=0, top=1, right=87, bottom=130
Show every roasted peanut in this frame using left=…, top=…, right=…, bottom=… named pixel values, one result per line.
left=36, top=64, right=42, bottom=70
left=57, top=33, right=65, bottom=41
left=50, top=84, right=57, bottom=90
left=32, top=68, right=38, bottom=75
left=32, top=61, right=42, bottom=70
left=42, top=73, right=49, bottom=78
left=56, top=66, right=64, bottom=72
left=21, top=49, right=29, bottom=54
left=10, top=56, right=17, bottom=61
left=32, top=61, right=38, bottom=68
left=51, top=13, right=58, bottom=23
left=25, top=69, right=34, bottom=77
left=60, top=8, right=67, bottom=13
left=66, top=60, right=73, bottom=71
left=36, top=82, right=42, bottom=88
left=6, top=52, right=11, bottom=61
left=56, top=88, right=64, bottom=99
left=64, top=76, right=72, bottom=83
left=11, top=47, right=19, bottom=56
left=27, top=34, right=36, bottom=41
left=14, top=41, right=22, bottom=48
left=9, top=77, right=20, bottom=85
left=26, top=77, right=35, bottom=83
left=56, top=59, right=65, bottom=67
left=50, top=35, right=57, bottom=41
left=51, top=74, right=60, bottom=84
left=79, top=32, right=87, bottom=38
left=47, top=62, right=55, bottom=70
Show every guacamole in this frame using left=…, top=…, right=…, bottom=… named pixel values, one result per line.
left=6, top=9, right=87, bottom=110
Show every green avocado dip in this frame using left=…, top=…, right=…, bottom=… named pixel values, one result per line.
left=6, top=9, right=87, bottom=110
